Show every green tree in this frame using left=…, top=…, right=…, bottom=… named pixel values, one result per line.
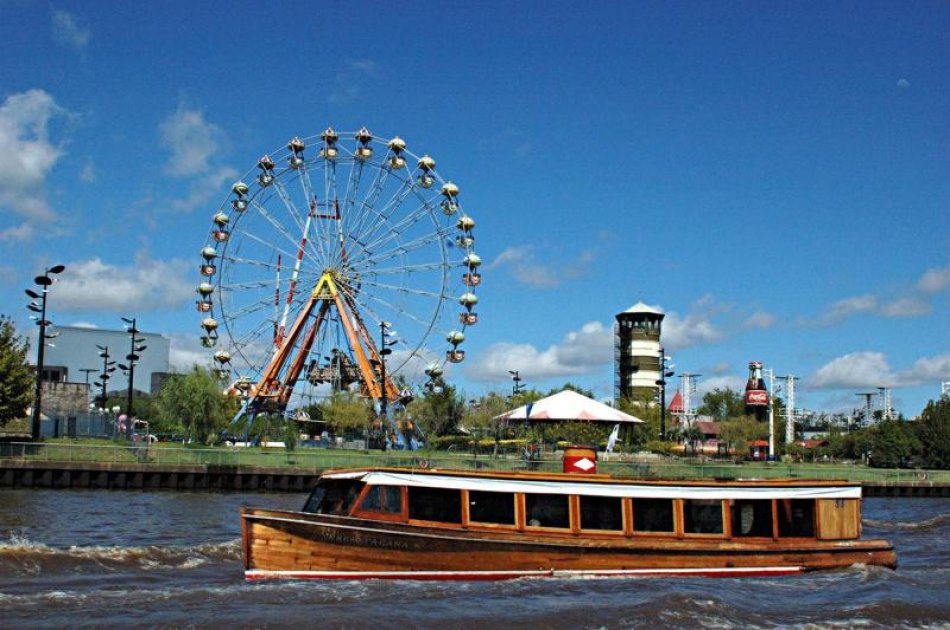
left=319, top=390, right=373, bottom=437
left=868, top=419, right=921, bottom=468
left=545, top=382, right=595, bottom=399
left=412, top=378, right=465, bottom=437
left=156, top=366, right=239, bottom=443
left=916, top=396, right=949, bottom=469
left=0, top=316, right=33, bottom=427
left=718, top=416, right=766, bottom=458
left=697, top=387, right=746, bottom=422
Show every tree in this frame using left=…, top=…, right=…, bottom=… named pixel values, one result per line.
left=156, top=366, right=240, bottom=444
left=867, top=419, right=921, bottom=468
left=546, top=383, right=595, bottom=399
left=917, top=396, right=950, bottom=469
left=412, top=378, right=465, bottom=437
left=718, top=416, right=766, bottom=459
left=0, top=316, right=33, bottom=427
left=319, top=390, right=373, bottom=437
left=697, top=387, right=746, bottom=422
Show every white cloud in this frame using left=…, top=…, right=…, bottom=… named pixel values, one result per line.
left=465, top=321, right=612, bottom=382
left=809, top=351, right=950, bottom=391
left=168, top=333, right=212, bottom=371
left=51, top=8, right=91, bottom=53
left=661, top=311, right=722, bottom=352
left=899, top=353, right=950, bottom=386
left=810, top=352, right=896, bottom=389
left=0, top=90, right=67, bottom=235
left=54, top=254, right=193, bottom=312
left=896, top=78, right=910, bottom=89
left=819, top=294, right=878, bottom=325
left=743, top=311, right=775, bottom=329
left=170, top=165, right=238, bottom=212
left=328, top=59, right=378, bottom=104
left=488, top=245, right=594, bottom=289
left=918, top=265, right=950, bottom=294
left=879, top=297, right=931, bottom=318
left=160, top=105, right=228, bottom=177
left=80, top=158, right=96, bottom=183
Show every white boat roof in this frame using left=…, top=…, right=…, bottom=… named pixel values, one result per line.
left=322, top=470, right=862, bottom=500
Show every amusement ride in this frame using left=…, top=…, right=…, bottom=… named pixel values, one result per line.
left=195, top=127, right=481, bottom=447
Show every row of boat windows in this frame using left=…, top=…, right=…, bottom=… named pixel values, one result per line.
left=304, top=481, right=817, bottom=537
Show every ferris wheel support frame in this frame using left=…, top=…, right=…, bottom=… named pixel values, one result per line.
left=235, top=270, right=400, bottom=425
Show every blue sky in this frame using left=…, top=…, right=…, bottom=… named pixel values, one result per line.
left=1, top=1, right=948, bottom=417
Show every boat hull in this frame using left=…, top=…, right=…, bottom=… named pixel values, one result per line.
left=241, top=507, right=897, bottom=581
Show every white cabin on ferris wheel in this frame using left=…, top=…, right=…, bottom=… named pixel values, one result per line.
left=614, top=302, right=665, bottom=402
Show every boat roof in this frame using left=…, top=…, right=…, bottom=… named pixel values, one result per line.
left=319, top=467, right=862, bottom=500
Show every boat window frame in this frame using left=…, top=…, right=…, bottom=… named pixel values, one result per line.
left=728, top=498, right=776, bottom=539
left=523, top=492, right=573, bottom=531
left=406, top=485, right=464, bottom=527
left=302, top=478, right=365, bottom=516
left=351, top=484, right=407, bottom=522
left=777, top=498, right=817, bottom=538
left=465, top=489, right=518, bottom=529
left=680, top=498, right=728, bottom=538
left=577, top=494, right=626, bottom=535
left=630, top=497, right=677, bottom=536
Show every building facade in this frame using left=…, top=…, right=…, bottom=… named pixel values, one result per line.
left=614, top=302, right=665, bottom=402
left=38, top=325, right=171, bottom=396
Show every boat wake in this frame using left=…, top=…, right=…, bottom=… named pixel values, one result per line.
left=0, top=534, right=241, bottom=576
left=863, top=513, right=949, bottom=531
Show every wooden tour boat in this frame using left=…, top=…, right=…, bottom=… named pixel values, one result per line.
left=241, top=456, right=896, bottom=581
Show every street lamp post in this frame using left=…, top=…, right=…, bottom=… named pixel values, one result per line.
left=655, top=350, right=675, bottom=441
left=25, top=264, right=65, bottom=441
left=117, top=317, right=147, bottom=440
left=93, top=345, right=117, bottom=424
left=508, top=370, right=525, bottom=396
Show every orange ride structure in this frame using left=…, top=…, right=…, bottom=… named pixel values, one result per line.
left=195, top=127, right=481, bottom=444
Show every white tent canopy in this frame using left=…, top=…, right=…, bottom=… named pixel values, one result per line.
left=494, top=390, right=645, bottom=424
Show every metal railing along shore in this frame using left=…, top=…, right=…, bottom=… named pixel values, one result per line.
left=1, top=442, right=946, bottom=484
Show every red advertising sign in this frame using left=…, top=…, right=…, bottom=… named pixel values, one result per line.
left=745, top=390, right=769, bottom=406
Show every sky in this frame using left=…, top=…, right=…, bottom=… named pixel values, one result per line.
left=1, top=1, right=948, bottom=418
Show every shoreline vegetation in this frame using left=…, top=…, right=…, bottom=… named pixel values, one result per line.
left=2, top=439, right=947, bottom=485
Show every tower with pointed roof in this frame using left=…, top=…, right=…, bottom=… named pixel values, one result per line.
left=614, top=302, right=665, bottom=402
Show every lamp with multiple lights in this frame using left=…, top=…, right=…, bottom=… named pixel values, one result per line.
left=25, top=264, right=65, bottom=440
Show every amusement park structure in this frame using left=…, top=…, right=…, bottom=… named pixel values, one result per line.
left=195, top=127, right=481, bottom=447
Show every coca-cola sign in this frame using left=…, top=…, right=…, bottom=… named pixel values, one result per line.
left=745, top=390, right=769, bottom=406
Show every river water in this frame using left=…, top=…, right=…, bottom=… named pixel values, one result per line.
left=0, top=490, right=947, bottom=629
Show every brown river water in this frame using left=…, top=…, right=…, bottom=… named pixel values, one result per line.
left=0, top=490, right=947, bottom=629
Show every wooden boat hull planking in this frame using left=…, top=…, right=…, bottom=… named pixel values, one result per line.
left=242, top=508, right=897, bottom=580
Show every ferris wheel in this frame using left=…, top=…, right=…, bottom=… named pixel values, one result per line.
left=195, top=126, right=481, bottom=422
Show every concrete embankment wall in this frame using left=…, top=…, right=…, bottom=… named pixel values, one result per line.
left=0, top=461, right=321, bottom=492
left=1, top=461, right=948, bottom=496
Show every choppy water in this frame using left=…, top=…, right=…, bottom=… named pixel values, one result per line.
left=0, top=490, right=947, bottom=629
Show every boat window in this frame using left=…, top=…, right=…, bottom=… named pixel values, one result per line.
left=525, top=494, right=570, bottom=528
left=778, top=499, right=815, bottom=537
left=468, top=490, right=515, bottom=525
left=303, top=479, right=363, bottom=515
left=730, top=499, right=773, bottom=537
left=684, top=499, right=724, bottom=534
left=579, top=496, right=623, bottom=531
left=408, top=487, right=462, bottom=524
left=632, top=498, right=674, bottom=532
left=359, top=485, right=403, bottom=514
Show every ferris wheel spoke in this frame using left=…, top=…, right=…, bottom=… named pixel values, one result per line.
left=357, top=278, right=447, bottom=300
left=267, top=176, right=310, bottom=242
left=245, top=198, right=309, bottom=257
left=350, top=288, right=441, bottom=336
left=360, top=261, right=452, bottom=276
left=359, top=228, right=455, bottom=269
left=350, top=179, right=419, bottom=254
left=345, top=165, right=409, bottom=255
